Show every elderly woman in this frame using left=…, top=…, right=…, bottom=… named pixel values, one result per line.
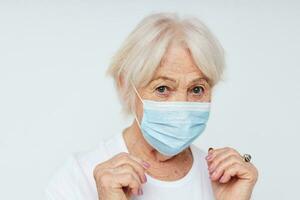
left=46, top=13, right=258, bottom=200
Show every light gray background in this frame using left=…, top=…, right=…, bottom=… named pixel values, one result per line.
left=0, top=1, right=299, bottom=199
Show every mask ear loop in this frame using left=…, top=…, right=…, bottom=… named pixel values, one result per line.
left=130, top=80, right=144, bottom=104
left=130, top=80, right=143, bottom=129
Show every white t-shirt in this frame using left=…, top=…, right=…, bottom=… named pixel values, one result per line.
left=45, top=133, right=215, bottom=200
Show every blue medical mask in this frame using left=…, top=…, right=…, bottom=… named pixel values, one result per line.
left=132, top=83, right=211, bottom=156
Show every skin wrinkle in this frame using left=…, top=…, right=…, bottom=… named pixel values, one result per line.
left=95, top=13, right=258, bottom=199
left=122, top=41, right=211, bottom=181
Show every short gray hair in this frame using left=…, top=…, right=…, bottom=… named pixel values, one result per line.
left=107, top=12, right=225, bottom=115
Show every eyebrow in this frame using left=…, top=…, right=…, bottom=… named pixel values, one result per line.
left=189, top=77, right=209, bottom=84
left=151, top=76, right=209, bottom=84
left=151, top=76, right=177, bottom=83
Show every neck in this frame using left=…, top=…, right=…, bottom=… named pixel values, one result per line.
left=123, top=120, right=194, bottom=181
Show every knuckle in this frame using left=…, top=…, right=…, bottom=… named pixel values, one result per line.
left=138, top=166, right=145, bottom=174
left=214, top=168, right=220, bottom=174
left=228, top=147, right=236, bottom=153
left=219, top=160, right=227, bottom=169
left=210, top=160, right=217, bottom=168
left=222, top=169, right=229, bottom=176
left=232, top=162, right=240, bottom=168
left=98, top=171, right=112, bottom=185
left=230, top=149, right=241, bottom=158
left=224, top=146, right=237, bottom=154
left=93, top=164, right=104, bottom=178
left=214, top=157, right=222, bottom=165
left=249, top=166, right=259, bottom=183
left=120, top=154, right=130, bottom=162
left=253, top=165, right=259, bottom=177
left=217, top=158, right=225, bottom=167
left=134, top=162, right=144, bottom=171
left=125, top=173, right=135, bottom=181
left=117, top=152, right=128, bottom=159
left=93, top=166, right=99, bottom=178
left=133, top=168, right=144, bottom=178
left=123, top=164, right=134, bottom=171
left=93, top=169, right=99, bottom=179
left=229, top=154, right=240, bottom=161
left=115, top=155, right=128, bottom=165
left=131, top=180, right=140, bottom=188
left=224, top=147, right=231, bottom=151
left=134, top=181, right=140, bottom=188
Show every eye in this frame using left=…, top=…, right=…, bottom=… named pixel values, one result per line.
left=191, top=86, right=204, bottom=95
left=155, top=85, right=169, bottom=94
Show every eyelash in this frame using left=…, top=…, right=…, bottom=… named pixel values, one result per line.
left=155, top=86, right=170, bottom=96
left=154, top=85, right=205, bottom=97
left=190, top=86, right=205, bottom=96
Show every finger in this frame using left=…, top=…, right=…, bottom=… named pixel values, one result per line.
left=207, top=147, right=226, bottom=155
left=209, top=154, right=244, bottom=182
left=207, top=147, right=240, bottom=160
left=113, top=172, right=142, bottom=196
left=128, top=154, right=151, bottom=169
left=113, top=164, right=144, bottom=196
left=207, top=147, right=242, bottom=172
left=114, top=152, right=150, bottom=169
left=112, top=153, right=149, bottom=183
left=219, top=167, right=235, bottom=183
left=218, top=162, right=246, bottom=183
left=113, top=164, right=142, bottom=186
left=206, top=147, right=227, bottom=161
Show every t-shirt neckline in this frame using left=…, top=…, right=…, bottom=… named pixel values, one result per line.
left=118, top=132, right=197, bottom=187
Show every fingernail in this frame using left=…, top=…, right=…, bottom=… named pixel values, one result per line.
left=206, top=155, right=212, bottom=160
left=212, top=171, right=217, bottom=177
left=209, top=167, right=214, bottom=173
left=142, top=161, right=150, bottom=169
left=135, top=189, right=139, bottom=195
left=209, top=170, right=215, bottom=177
left=138, top=188, right=143, bottom=195
left=220, top=176, right=226, bottom=183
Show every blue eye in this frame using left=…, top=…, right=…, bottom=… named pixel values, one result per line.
left=192, top=86, right=204, bottom=95
left=156, top=86, right=168, bottom=94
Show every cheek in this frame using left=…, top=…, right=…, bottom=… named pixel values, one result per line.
left=135, top=89, right=155, bottom=121
left=189, top=89, right=212, bottom=102
left=203, top=89, right=212, bottom=102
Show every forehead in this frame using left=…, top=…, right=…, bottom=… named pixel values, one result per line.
left=155, top=42, right=204, bottom=78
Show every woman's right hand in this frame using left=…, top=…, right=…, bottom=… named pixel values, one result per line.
left=93, top=152, right=150, bottom=200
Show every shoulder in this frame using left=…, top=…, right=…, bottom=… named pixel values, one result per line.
left=45, top=137, right=118, bottom=200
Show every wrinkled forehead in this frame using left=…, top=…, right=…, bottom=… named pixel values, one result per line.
left=152, top=43, right=207, bottom=83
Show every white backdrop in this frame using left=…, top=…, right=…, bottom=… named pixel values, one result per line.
left=0, top=1, right=299, bottom=199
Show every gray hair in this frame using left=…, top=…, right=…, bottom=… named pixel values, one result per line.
left=107, top=12, right=225, bottom=115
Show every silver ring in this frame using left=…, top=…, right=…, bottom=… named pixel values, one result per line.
left=243, top=154, right=252, bottom=162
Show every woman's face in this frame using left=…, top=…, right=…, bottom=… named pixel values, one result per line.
left=135, top=43, right=212, bottom=120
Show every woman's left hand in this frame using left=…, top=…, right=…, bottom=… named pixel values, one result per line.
left=205, top=147, right=259, bottom=200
